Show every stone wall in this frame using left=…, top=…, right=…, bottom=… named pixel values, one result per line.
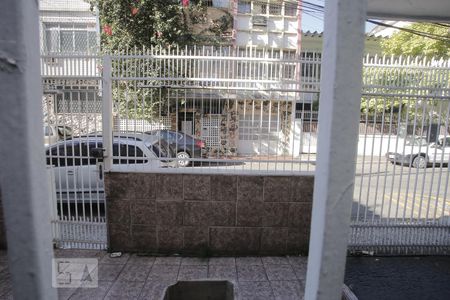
left=105, top=173, right=313, bottom=255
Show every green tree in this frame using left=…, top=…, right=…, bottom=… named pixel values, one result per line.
left=360, top=63, right=450, bottom=134
left=381, top=23, right=450, bottom=59
left=90, top=0, right=208, bottom=52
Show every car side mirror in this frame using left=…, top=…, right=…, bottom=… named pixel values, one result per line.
left=90, top=148, right=105, bottom=159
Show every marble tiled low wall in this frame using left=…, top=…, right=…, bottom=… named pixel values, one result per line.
left=105, top=173, right=313, bottom=255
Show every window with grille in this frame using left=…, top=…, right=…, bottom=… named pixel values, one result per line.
left=55, top=89, right=101, bottom=114
left=239, top=114, right=280, bottom=141
left=43, top=23, right=98, bottom=54
left=237, top=1, right=251, bottom=13
left=253, top=2, right=267, bottom=14
left=268, top=3, right=282, bottom=15
left=284, top=3, right=298, bottom=16
left=300, top=52, right=322, bottom=78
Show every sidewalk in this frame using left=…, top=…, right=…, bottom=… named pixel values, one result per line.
left=0, top=250, right=307, bottom=300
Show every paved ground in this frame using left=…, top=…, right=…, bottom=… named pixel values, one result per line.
left=0, top=250, right=307, bottom=300
left=345, top=256, right=450, bottom=300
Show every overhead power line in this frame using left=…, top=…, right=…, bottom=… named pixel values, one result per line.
left=300, top=1, right=450, bottom=43
left=367, top=20, right=450, bottom=42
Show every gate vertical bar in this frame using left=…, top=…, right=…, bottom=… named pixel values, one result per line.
left=304, top=0, right=367, bottom=299
left=102, top=56, right=113, bottom=171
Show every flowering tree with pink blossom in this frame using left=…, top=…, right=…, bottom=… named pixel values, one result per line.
left=90, top=0, right=208, bottom=51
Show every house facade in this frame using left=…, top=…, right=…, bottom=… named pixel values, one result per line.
left=39, top=0, right=101, bottom=136
left=37, top=0, right=385, bottom=157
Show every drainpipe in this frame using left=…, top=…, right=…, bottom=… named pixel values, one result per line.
left=0, top=0, right=57, bottom=299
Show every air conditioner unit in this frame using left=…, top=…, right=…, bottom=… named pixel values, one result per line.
left=252, top=16, right=267, bottom=26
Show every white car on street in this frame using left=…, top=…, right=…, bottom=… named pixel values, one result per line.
left=46, top=132, right=175, bottom=202
left=386, top=136, right=450, bottom=168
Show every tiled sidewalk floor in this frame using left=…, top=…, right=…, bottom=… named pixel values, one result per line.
left=0, top=250, right=307, bottom=300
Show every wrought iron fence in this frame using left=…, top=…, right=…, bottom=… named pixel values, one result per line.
left=102, top=47, right=317, bottom=174
left=41, top=47, right=450, bottom=253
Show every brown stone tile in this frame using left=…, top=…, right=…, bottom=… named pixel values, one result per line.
left=211, top=202, right=236, bottom=226
left=57, top=287, right=77, bottom=300
left=211, top=175, right=237, bottom=202
left=131, top=173, right=156, bottom=200
left=131, top=225, right=157, bottom=252
left=97, top=264, right=125, bottom=281
left=208, top=264, right=237, bottom=281
left=238, top=281, right=274, bottom=300
left=271, top=280, right=304, bottom=300
left=264, top=176, right=293, bottom=202
left=237, top=201, right=263, bottom=226
left=264, top=264, right=297, bottom=281
left=262, top=203, right=289, bottom=227
left=117, top=264, right=151, bottom=282
left=70, top=280, right=113, bottom=300
left=153, top=257, right=181, bottom=265
left=287, top=228, right=309, bottom=254
left=131, top=201, right=156, bottom=225
left=183, top=227, right=209, bottom=252
left=139, top=280, right=175, bottom=300
left=210, top=227, right=261, bottom=255
left=287, top=255, right=308, bottom=268
left=183, top=201, right=211, bottom=226
left=107, top=199, right=130, bottom=225
left=291, top=176, right=314, bottom=202
left=156, top=201, right=183, bottom=226
left=157, top=226, right=183, bottom=251
left=183, top=174, right=210, bottom=200
left=292, top=263, right=307, bottom=281
left=260, top=228, right=288, bottom=254
left=147, top=264, right=179, bottom=281
left=181, top=257, right=209, bottom=266
left=104, top=280, right=145, bottom=299
left=155, top=174, right=183, bottom=201
left=262, top=256, right=290, bottom=265
left=208, top=257, right=236, bottom=266
left=237, top=265, right=268, bottom=281
left=126, top=254, right=155, bottom=266
left=288, top=203, right=312, bottom=228
left=105, top=173, right=133, bottom=199
left=236, top=257, right=263, bottom=266
left=108, top=224, right=131, bottom=252
left=237, top=176, right=264, bottom=202
left=177, top=265, right=208, bottom=280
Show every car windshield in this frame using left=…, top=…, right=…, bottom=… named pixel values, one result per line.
left=405, top=137, right=428, bottom=146
left=57, top=126, right=73, bottom=138
left=145, top=138, right=173, bottom=158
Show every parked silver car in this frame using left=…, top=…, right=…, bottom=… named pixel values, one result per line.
left=46, top=133, right=175, bottom=202
left=386, top=136, right=450, bottom=168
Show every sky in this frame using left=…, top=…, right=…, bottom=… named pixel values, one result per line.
left=301, top=0, right=377, bottom=33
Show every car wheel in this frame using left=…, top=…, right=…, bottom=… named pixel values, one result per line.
left=412, top=155, right=427, bottom=169
left=177, top=151, right=190, bottom=167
